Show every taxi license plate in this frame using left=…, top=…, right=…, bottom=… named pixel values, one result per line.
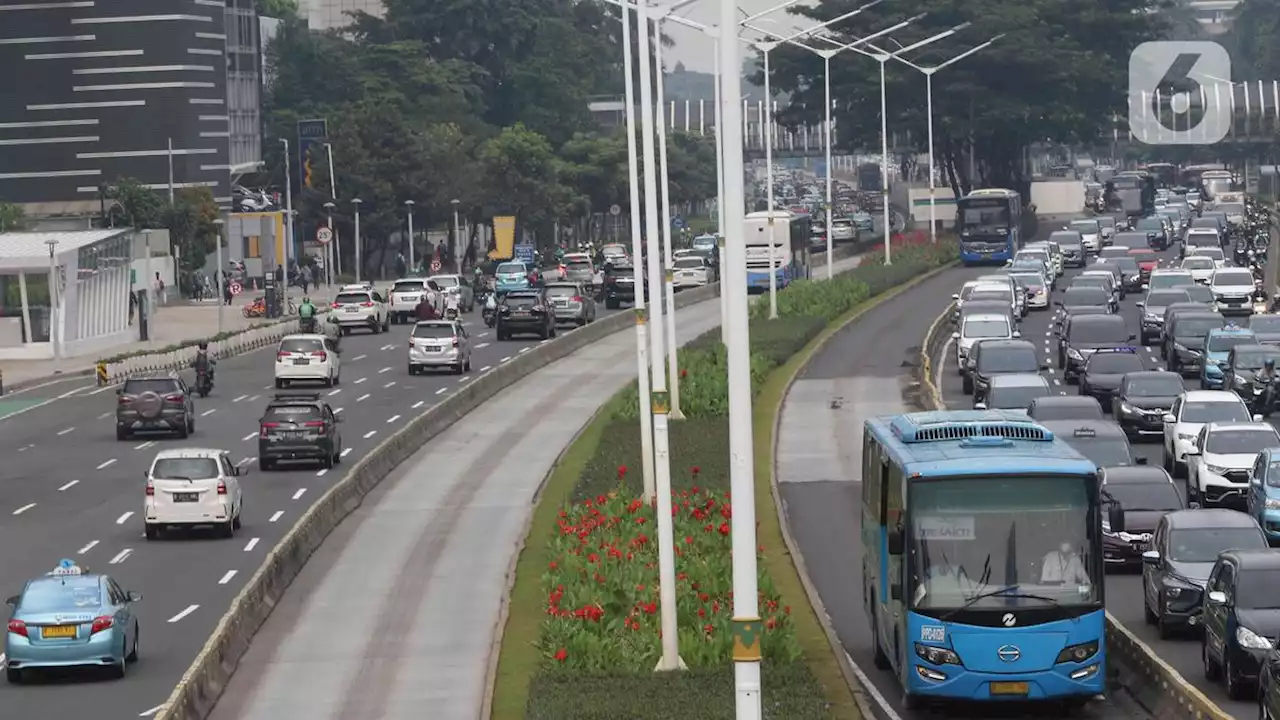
left=42, top=625, right=76, bottom=639
left=293, top=358, right=309, bottom=365
left=173, top=492, right=198, bottom=503
left=990, top=682, right=1028, bottom=696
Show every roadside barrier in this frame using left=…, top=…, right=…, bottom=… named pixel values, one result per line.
left=96, top=318, right=301, bottom=386
left=917, top=303, right=1232, bottom=720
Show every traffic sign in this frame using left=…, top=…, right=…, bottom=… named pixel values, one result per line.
left=316, top=227, right=333, bottom=244
left=671, top=216, right=685, bottom=230
left=514, top=243, right=536, bottom=265
left=229, top=281, right=243, bottom=296
left=430, top=259, right=442, bottom=273
left=609, top=204, right=622, bottom=216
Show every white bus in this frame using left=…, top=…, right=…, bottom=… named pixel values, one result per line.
left=744, top=210, right=811, bottom=291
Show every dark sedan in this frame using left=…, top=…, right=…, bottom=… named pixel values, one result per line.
left=1101, top=466, right=1184, bottom=569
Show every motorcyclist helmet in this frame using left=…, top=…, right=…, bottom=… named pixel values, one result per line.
left=1267, top=359, right=1276, bottom=372
left=197, top=341, right=208, bottom=351
left=303, top=296, right=311, bottom=304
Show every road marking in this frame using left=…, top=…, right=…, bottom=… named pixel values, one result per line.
left=458, top=377, right=468, bottom=383
left=13, top=503, right=35, bottom=515
left=139, top=705, right=165, bottom=717
left=167, top=604, right=199, bottom=623
left=354, top=377, right=367, bottom=384
left=59, top=480, right=79, bottom=491
left=292, top=488, right=307, bottom=499
left=237, top=456, right=255, bottom=466
left=540, top=338, right=552, bottom=345
left=316, top=468, right=328, bottom=477
left=357, top=393, right=370, bottom=402
left=327, top=388, right=342, bottom=396
left=435, top=387, right=447, bottom=395
left=241, top=432, right=257, bottom=441
left=116, top=511, right=133, bottom=525
left=378, top=367, right=391, bottom=374
left=269, top=510, right=284, bottom=522
left=480, top=365, right=491, bottom=372
left=78, top=540, right=98, bottom=554
left=362, top=430, right=376, bottom=439
left=97, top=458, right=117, bottom=470
left=380, top=344, right=395, bottom=351
left=233, top=394, right=248, bottom=402
left=217, top=570, right=237, bottom=585
left=411, top=400, right=425, bottom=409
left=383, top=381, right=396, bottom=388
left=201, top=408, right=217, bottom=417
left=133, top=441, right=155, bottom=451
left=334, top=407, right=344, bottom=413
left=243, top=537, right=259, bottom=551
left=262, top=384, right=273, bottom=390
left=477, top=332, right=489, bottom=338
left=57, top=426, right=75, bottom=436
left=352, top=354, right=367, bottom=361
left=340, top=448, right=352, bottom=458
left=386, top=414, right=400, bottom=423
left=110, top=548, right=132, bottom=564
left=247, top=394, right=260, bottom=402
left=500, top=356, right=512, bottom=363
left=475, top=342, right=490, bottom=349
left=520, top=346, right=531, bottom=353
left=97, top=412, right=111, bottom=419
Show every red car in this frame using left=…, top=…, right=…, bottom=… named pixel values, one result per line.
left=1128, top=248, right=1159, bottom=282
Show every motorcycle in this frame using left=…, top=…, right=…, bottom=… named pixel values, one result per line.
left=445, top=307, right=459, bottom=321
left=195, top=367, right=213, bottom=398
left=1250, top=375, right=1280, bottom=417
left=242, top=298, right=265, bottom=318
left=299, top=316, right=318, bottom=334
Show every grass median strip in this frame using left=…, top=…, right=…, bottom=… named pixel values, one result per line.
left=490, top=235, right=959, bottom=719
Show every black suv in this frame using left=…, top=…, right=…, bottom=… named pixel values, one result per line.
left=1056, top=314, right=1135, bottom=383
left=1113, top=370, right=1183, bottom=439
left=258, top=392, right=343, bottom=471
left=116, top=374, right=195, bottom=441
left=963, top=339, right=1042, bottom=402
left=603, top=261, right=640, bottom=309
left=1203, top=548, right=1280, bottom=698
left=497, top=289, right=557, bottom=340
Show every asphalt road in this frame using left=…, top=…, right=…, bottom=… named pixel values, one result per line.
left=932, top=239, right=1256, bottom=718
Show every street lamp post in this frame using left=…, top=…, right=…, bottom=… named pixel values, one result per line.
left=323, top=201, right=336, bottom=287
left=351, top=198, right=363, bottom=282
left=279, top=138, right=294, bottom=312
left=404, top=200, right=416, bottom=274
left=451, top=198, right=461, bottom=273
left=324, top=142, right=341, bottom=278
left=46, top=239, right=61, bottom=372
left=213, top=217, right=225, bottom=333
left=651, top=14, right=685, bottom=420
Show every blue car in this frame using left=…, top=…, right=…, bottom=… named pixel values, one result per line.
left=494, top=261, right=536, bottom=292
left=5, top=560, right=140, bottom=682
left=1200, top=326, right=1257, bottom=389
left=851, top=211, right=874, bottom=233
left=1247, top=448, right=1280, bottom=545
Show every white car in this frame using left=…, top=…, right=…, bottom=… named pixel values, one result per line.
left=1186, top=246, right=1226, bottom=267
left=1162, top=390, right=1255, bottom=478
left=830, top=218, right=857, bottom=241
left=331, top=286, right=390, bottom=333
left=274, top=334, right=341, bottom=388
left=673, top=255, right=716, bottom=289
left=1186, top=421, right=1280, bottom=508
left=1027, top=240, right=1064, bottom=277
left=1069, top=219, right=1102, bottom=252
left=144, top=448, right=245, bottom=539
left=1009, top=271, right=1050, bottom=309
left=1179, top=256, right=1216, bottom=285
left=388, top=278, right=432, bottom=324
left=1209, top=267, right=1256, bottom=316
left=428, top=274, right=476, bottom=313
left=953, top=312, right=1019, bottom=374
left=408, top=320, right=473, bottom=375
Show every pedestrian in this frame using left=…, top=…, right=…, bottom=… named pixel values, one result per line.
left=274, top=264, right=284, bottom=284
left=300, top=264, right=312, bottom=294
left=129, top=289, right=137, bottom=324
left=222, top=271, right=233, bottom=306
left=154, top=272, right=166, bottom=306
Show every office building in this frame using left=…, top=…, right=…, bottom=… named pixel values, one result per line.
left=298, top=0, right=383, bottom=30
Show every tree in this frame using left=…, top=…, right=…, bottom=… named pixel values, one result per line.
left=0, top=202, right=27, bottom=232
left=256, top=0, right=298, bottom=18
left=477, top=123, right=573, bottom=230
left=166, top=188, right=220, bottom=273
left=1225, top=0, right=1280, bottom=80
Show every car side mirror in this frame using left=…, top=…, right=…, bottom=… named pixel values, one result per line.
left=1142, top=284, right=1149, bottom=290
left=1128, top=334, right=1137, bottom=341
left=974, top=402, right=988, bottom=410
left=1207, top=590, right=1228, bottom=605
left=1254, top=414, right=1265, bottom=422
left=1135, top=302, right=1144, bottom=309
left=951, top=332, right=959, bottom=340
left=128, top=591, right=142, bottom=602
left=1185, top=448, right=1200, bottom=456
left=886, top=527, right=904, bottom=555
left=1108, top=504, right=1126, bottom=533
left=1013, top=331, right=1022, bottom=338
left=1054, top=301, right=1063, bottom=307
left=1162, top=413, right=1176, bottom=423
left=951, top=293, right=960, bottom=300
left=1142, top=550, right=1160, bottom=566
left=4, top=595, right=17, bottom=607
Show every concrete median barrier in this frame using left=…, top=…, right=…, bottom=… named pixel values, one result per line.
left=916, top=304, right=1233, bottom=720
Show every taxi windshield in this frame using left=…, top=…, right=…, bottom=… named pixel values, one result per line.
left=18, top=577, right=100, bottom=612
left=151, top=457, right=219, bottom=479
left=496, top=263, right=527, bottom=275
left=1126, top=376, right=1183, bottom=396
left=1208, top=334, right=1254, bottom=353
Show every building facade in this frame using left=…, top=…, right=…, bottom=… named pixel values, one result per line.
left=0, top=0, right=263, bottom=216
left=298, top=0, right=383, bottom=30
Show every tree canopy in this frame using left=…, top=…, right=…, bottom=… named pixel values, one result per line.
left=1224, top=0, right=1280, bottom=81
left=765, top=0, right=1173, bottom=197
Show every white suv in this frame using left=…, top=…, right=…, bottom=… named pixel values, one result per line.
left=331, top=285, right=389, bottom=334
left=1162, top=390, right=1256, bottom=478
left=1185, top=421, right=1280, bottom=507
left=144, top=448, right=245, bottom=539
left=274, top=334, right=341, bottom=388
left=388, top=278, right=434, bottom=324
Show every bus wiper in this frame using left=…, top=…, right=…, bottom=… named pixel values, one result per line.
left=937, top=585, right=1060, bottom=622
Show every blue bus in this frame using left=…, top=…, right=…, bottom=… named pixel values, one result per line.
left=957, top=189, right=1022, bottom=265
left=861, top=410, right=1124, bottom=709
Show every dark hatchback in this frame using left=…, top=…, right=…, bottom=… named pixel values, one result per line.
left=1056, top=314, right=1135, bottom=382
left=1136, top=288, right=1192, bottom=345
left=1113, top=370, right=1183, bottom=439
left=603, top=262, right=640, bottom=309
left=1248, top=314, right=1280, bottom=345
left=258, top=393, right=343, bottom=471
left=1101, top=466, right=1184, bottom=569
left=1040, top=420, right=1138, bottom=468
left=1224, top=344, right=1280, bottom=401
left=1203, top=549, right=1280, bottom=699
left=496, top=289, right=557, bottom=340
left=964, top=338, right=1043, bottom=401
left=1078, top=348, right=1145, bottom=409
left=1056, top=286, right=1115, bottom=315
left=1165, top=312, right=1228, bottom=376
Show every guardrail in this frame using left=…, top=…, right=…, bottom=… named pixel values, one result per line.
left=96, top=318, right=301, bottom=386
left=916, top=303, right=1233, bottom=720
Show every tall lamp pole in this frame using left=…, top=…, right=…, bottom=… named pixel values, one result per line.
left=279, top=138, right=294, bottom=311
left=213, top=218, right=225, bottom=333
left=451, top=198, right=462, bottom=273
left=351, top=198, right=363, bottom=282
left=323, top=201, right=336, bottom=287
left=46, top=239, right=61, bottom=372
left=324, top=142, right=341, bottom=278
left=404, top=200, right=416, bottom=274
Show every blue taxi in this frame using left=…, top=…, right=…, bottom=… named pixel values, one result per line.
left=1247, top=448, right=1280, bottom=545
left=4, top=560, right=140, bottom=682
left=494, top=261, right=536, bottom=292
left=1200, top=325, right=1257, bottom=390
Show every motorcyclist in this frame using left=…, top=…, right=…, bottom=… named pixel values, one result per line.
left=298, top=296, right=318, bottom=333
left=190, top=341, right=216, bottom=388
left=1258, top=359, right=1278, bottom=414
left=415, top=294, right=439, bottom=321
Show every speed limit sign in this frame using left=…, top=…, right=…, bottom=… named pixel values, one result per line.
left=430, top=259, right=442, bottom=273
left=315, top=227, right=333, bottom=245
left=229, top=281, right=243, bottom=296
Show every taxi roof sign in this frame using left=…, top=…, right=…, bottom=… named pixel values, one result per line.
left=1095, top=347, right=1138, bottom=353
left=49, top=559, right=85, bottom=576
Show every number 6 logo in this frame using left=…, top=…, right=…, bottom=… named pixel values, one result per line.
left=1129, top=41, right=1231, bottom=145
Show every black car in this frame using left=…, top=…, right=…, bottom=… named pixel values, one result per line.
left=1248, top=314, right=1280, bottom=345
left=116, top=374, right=195, bottom=441
left=1256, top=636, right=1280, bottom=718
left=1027, top=395, right=1105, bottom=422
left=1136, top=288, right=1192, bottom=345
left=1143, top=509, right=1267, bottom=638
left=1225, top=344, right=1280, bottom=400
left=1056, top=286, right=1114, bottom=315
left=1056, top=314, right=1135, bottom=383
left=1079, top=348, right=1145, bottom=409
left=1134, top=216, right=1169, bottom=250
left=1108, top=256, right=1144, bottom=293
left=258, top=392, right=344, bottom=471
left=603, top=262, right=640, bottom=309
left=496, top=289, right=557, bottom=340
left=1165, top=311, right=1228, bottom=375
left=1203, top=549, right=1280, bottom=698
left=1100, top=466, right=1184, bottom=568
left=1113, top=230, right=1154, bottom=251
left=1113, top=370, right=1183, bottom=440
left=964, top=338, right=1043, bottom=400
left=1160, top=303, right=1217, bottom=358
left=1039, top=420, right=1138, bottom=468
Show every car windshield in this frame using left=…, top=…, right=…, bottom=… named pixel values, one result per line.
left=1030, top=401, right=1103, bottom=421
left=1181, top=257, right=1214, bottom=270
left=1252, top=316, right=1280, bottom=333
left=977, top=347, right=1038, bottom=373
left=674, top=257, right=704, bottom=269
left=1150, top=273, right=1195, bottom=289
left=1174, top=318, right=1225, bottom=339
left=18, top=578, right=100, bottom=612
left=1208, top=334, right=1255, bottom=353
left=546, top=285, right=579, bottom=298
left=496, top=263, right=527, bottom=274
left=1126, top=375, right=1184, bottom=396
left=1063, top=287, right=1109, bottom=306
left=430, top=276, right=459, bottom=288
left=280, top=338, right=323, bottom=353
left=123, top=378, right=178, bottom=395
left=1098, top=217, right=1116, bottom=228
left=1169, top=528, right=1264, bottom=563
left=412, top=324, right=455, bottom=339
left=988, top=383, right=1051, bottom=409
left=1065, top=435, right=1133, bottom=466
left=1069, top=320, right=1128, bottom=343
left=963, top=319, right=1010, bottom=339
left=151, top=457, right=219, bottom=479
left=1205, top=428, right=1279, bottom=454
left=1236, top=570, right=1280, bottom=608
left=1181, top=400, right=1250, bottom=423
left=692, top=237, right=716, bottom=250
left=1016, top=252, right=1048, bottom=265
left=1190, top=248, right=1224, bottom=261
left=1071, top=220, right=1100, bottom=234
left=1104, top=482, right=1182, bottom=512
left=504, top=294, right=540, bottom=308
left=392, top=280, right=425, bottom=293
left=1186, top=231, right=1219, bottom=244
left=1009, top=274, right=1044, bottom=290
left=910, top=476, right=1098, bottom=609
left=1146, top=290, right=1190, bottom=307
left=1072, top=276, right=1110, bottom=290
left=969, top=290, right=1010, bottom=304
left=1184, top=286, right=1213, bottom=302
left=1233, top=349, right=1280, bottom=370
left=334, top=292, right=370, bottom=305
left=1214, top=270, right=1253, bottom=286
left=1086, top=353, right=1144, bottom=374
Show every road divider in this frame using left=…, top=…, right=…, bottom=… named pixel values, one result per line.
left=917, top=302, right=1232, bottom=720
left=96, top=317, right=301, bottom=386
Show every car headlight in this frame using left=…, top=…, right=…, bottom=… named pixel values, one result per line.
left=1177, top=432, right=1197, bottom=442
left=914, top=643, right=961, bottom=666
left=1266, top=498, right=1280, bottom=510
left=1055, top=641, right=1099, bottom=664
left=1238, top=626, right=1273, bottom=650
left=1206, top=464, right=1232, bottom=475
left=1067, top=349, right=1083, bottom=361
left=1118, top=402, right=1135, bottom=415
left=1144, top=313, right=1161, bottom=322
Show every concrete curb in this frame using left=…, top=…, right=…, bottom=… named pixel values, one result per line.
left=916, top=304, right=1233, bottom=720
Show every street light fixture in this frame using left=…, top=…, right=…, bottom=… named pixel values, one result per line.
left=404, top=200, right=416, bottom=274
left=279, top=137, right=294, bottom=311
left=351, top=198, right=363, bottom=283
left=451, top=198, right=461, bottom=273
left=213, top=217, right=225, bottom=332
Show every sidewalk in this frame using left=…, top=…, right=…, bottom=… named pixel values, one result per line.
left=0, top=304, right=270, bottom=389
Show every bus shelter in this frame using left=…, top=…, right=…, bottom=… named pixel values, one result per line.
left=0, top=229, right=134, bottom=360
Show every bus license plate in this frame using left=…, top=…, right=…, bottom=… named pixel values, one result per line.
left=990, top=682, right=1028, bottom=696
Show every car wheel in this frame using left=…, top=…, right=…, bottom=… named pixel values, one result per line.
left=550, top=325, right=557, bottom=338
left=145, top=524, right=160, bottom=541
left=1204, top=640, right=1222, bottom=679
left=6, top=668, right=21, bottom=684
left=260, top=459, right=275, bottom=472
left=325, top=374, right=334, bottom=388
left=333, top=445, right=342, bottom=465
left=453, top=363, right=464, bottom=375
left=382, top=317, right=390, bottom=332
left=464, top=358, right=472, bottom=372
left=117, top=427, right=129, bottom=441
left=323, top=450, right=334, bottom=470
left=176, top=419, right=189, bottom=439
left=220, top=516, right=235, bottom=538
left=111, top=637, right=128, bottom=678
left=127, top=624, right=139, bottom=662
left=1144, top=598, right=1158, bottom=624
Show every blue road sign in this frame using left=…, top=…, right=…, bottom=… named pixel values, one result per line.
left=514, top=243, right=536, bottom=265
left=671, top=216, right=685, bottom=230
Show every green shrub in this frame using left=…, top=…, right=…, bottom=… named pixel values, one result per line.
left=575, top=417, right=730, bottom=501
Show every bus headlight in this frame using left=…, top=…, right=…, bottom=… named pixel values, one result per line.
left=1055, top=640, right=1099, bottom=664
left=914, top=642, right=961, bottom=666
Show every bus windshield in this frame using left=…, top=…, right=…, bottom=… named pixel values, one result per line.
left=910, top=476, right=1098, bottom=610
left=960, top=203, right=1010, bottom=234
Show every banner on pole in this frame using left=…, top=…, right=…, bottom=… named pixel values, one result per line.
left=296, top=119, right=328, bottom=189
left=489, top=216, right=516, bottom=260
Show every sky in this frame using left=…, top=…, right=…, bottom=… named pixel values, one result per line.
left=664, top=0, right=815, bottom=73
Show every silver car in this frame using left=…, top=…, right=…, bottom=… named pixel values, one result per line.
left=545, top=282, right=597, bottom=326
left=427, top=274, right=476, bottom=313
left=407, top=320, right=473, bottom=375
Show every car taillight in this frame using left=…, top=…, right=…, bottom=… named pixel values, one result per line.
left=304, top=420, right=326, bottom=435
left=361, top=301, right=374, bottom=307
left=260, top=421, right=278, bottom=438
left=277, top=351, right=290, bottom=361
left=452, top=337, right=460, bottom=347
left=145, top=483, right=154, bottom=496
left=571, top=296, right=583, bottom=303
left=118, top=396, right=132, bottom=405
left=311, top=351, right=327, bottom=361
left=164, top=393, right=184, bottom=402
left=91, top=616, right=113, bottom=635
left=217, top=480, right=227, bottom=495
left=331, top=302, right=342, bottom=309
left=7, top=620, right=27, bottom=637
